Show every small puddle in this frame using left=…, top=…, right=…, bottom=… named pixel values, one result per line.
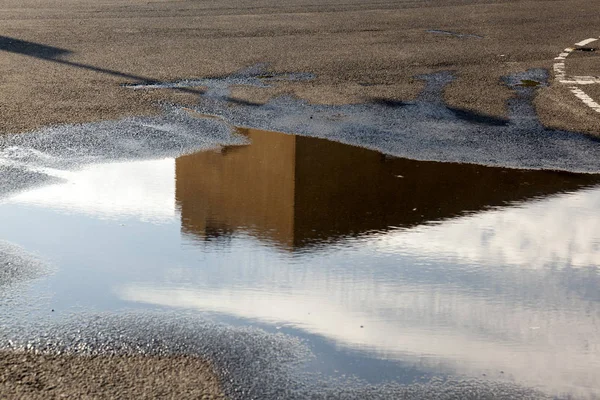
left=517, top=79, right=541, bottom=87
left=1, top=128, right=600, bottom=399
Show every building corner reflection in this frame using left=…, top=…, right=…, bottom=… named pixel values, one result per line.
left=175, top=128, right=600, bottom=251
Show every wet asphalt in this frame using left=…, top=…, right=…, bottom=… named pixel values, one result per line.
left=0, top=0, right=599, bottom=134
left=1, top=0, right=600, bottom=398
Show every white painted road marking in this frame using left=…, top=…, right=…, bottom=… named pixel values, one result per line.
left=560, top=77, right=600, bottom=85
left=575, top=38, right=598, bottom=46
left=554, top=48, right=574, bottom=61
left=569, top=87, right=600, bottom=112
left=553, top=38, right=600, bottom=114
left=553, top=62, right=566, bottom=80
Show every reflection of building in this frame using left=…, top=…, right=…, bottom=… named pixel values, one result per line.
left=175, top=129, right=600, bottom=249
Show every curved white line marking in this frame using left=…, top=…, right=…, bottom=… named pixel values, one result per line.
left=554, top=38, right=600, bottom=114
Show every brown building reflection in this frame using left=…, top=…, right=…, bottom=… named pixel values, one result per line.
left=175, top=129, right=600, bottom=250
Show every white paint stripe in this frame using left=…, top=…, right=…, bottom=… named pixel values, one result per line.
left=553, top=62, right=566, bottom=80
left=555, top=48, right=575, bottom=60
left=575, top=38, right=598, bottom=46
left=569, top=87, right=600, bottom=113
left=561, top=80, right=600, bottom=85
left=552, top=48, right=574, bottom=79
left=553, top=38, right=600, bottom=115
left=560, top=76, right=600, bottom=85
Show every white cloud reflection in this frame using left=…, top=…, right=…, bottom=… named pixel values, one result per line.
left=6, top=159, right=176, bottom=222
left=371, top=187, right=600, bottom=269
left=119, top=187, right=600, bottom=399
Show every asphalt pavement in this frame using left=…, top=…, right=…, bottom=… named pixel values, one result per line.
left=0, top=0, right=598, bottom=134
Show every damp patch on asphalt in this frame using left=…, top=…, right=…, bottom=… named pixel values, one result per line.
left=0, top=165, right=64, bottom=199
left=0, top=107, right=247, bottom=169
left=0, top=241, right=49, bottom=290
left=0, top=107, right=248, bottom=198
left=0, top=312, right=552, bottom=400
left=123, top=63, right=315, bottom=98
left=166, top=66, right=600, bottom=174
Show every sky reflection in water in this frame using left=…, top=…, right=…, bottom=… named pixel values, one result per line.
left=1, top=129, right=600, bottom=398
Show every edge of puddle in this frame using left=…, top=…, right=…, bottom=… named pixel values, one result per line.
left=0, top=311, right=554, bottom=400
left=135, top=66, right=600, bottom=174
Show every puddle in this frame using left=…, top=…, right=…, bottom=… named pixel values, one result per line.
left=1, top=128, right=600, bottom=399
left=517, top=79, right=541, bottom=87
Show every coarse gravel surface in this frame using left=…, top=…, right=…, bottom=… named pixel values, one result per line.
left=0, top=351, right=225, bottom=400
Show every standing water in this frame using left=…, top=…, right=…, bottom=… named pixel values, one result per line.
left=1, top=128, right=600, bottom=399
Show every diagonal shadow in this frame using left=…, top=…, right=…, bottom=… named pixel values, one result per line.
left=447, top=106, right=508, bottom=126
left=370, top=97, right=509, bottom=126
left=0, top=35, right=204, bottom=95
left=0, top=36, right=71, bottom=59
left=369, top=98, right=412, bottom=108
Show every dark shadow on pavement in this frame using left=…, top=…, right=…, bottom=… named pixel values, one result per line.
left=0, top=36, right=71, bottom=59
left=224, top=97, right=263, bottom=107
left=370, top=97, right=508, bottom=126
left=448, top=107, right=509, bottom=126
left=369, top=98, right=412, bottom=108
left=0, top=35, right=204, bottom=96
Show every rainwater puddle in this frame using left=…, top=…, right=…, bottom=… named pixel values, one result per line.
left=2, top=128, right=600, bottom=398
left=517, top=79, right=542, bottom=87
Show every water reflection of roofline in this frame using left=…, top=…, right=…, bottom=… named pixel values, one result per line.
left=175, top=129, right=600, bottom=251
